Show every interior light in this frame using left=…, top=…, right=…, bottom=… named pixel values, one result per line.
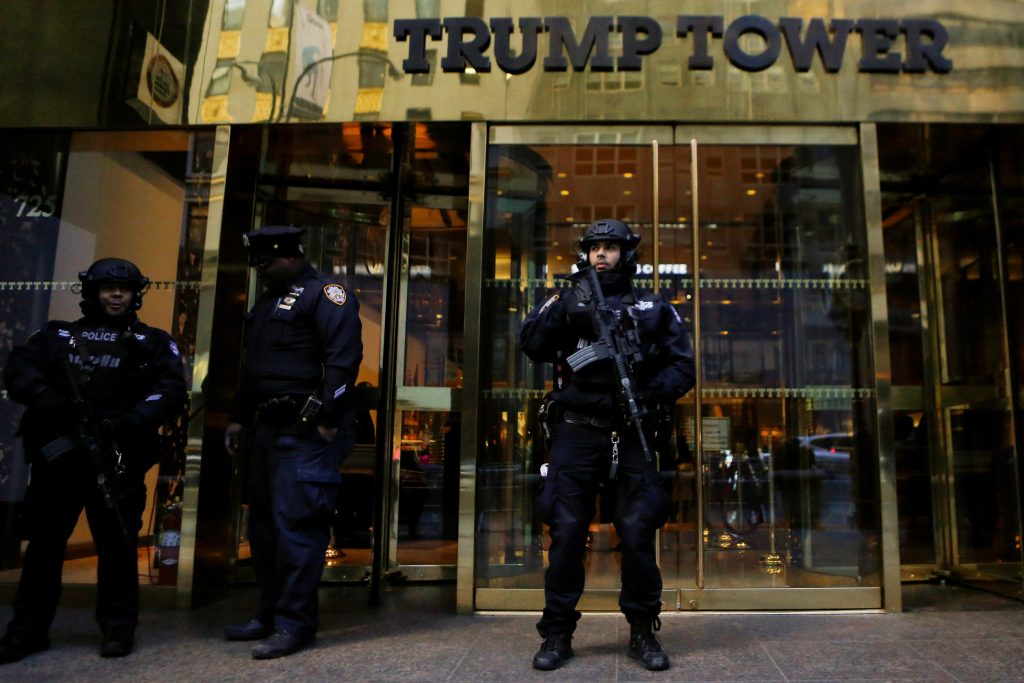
left=623, top=172, right=634, bottom=178
left=557, top=172, right=567, bottom=178
left=559, top=190, right=570, bottom=196
left=755, top=172, right=764, bottom=179
left=746, top=189, right=757, bottom=196
left=623, top=190, right=632, bottom=196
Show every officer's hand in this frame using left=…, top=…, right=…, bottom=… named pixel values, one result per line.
left=225, top=422, right=243, bottom=456
left=567, top=305, right=599, bottom=338
left=108, top=413, right=143, bottom=443
left=31, top=387, right=69, bottom=421
left=317, top=425, right=338, bottom=442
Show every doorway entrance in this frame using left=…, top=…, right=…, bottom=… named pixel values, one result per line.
left=226, top=123, right=470, bottom=595
left=473, top=125, right=886, bottom=611
left=880, top=124, right=1024, bottom=599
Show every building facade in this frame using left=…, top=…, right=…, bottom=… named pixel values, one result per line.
left=0, top=0, right=1022, bottom=614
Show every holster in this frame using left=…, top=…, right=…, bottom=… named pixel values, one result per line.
left=255, top=394, right=321, bottom=435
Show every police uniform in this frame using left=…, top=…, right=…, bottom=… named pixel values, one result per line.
left=0, top=258, right=186, bottom=662
left=226, top=226, right=362, bottom=658
left=519, top=220, right=695, bottom=671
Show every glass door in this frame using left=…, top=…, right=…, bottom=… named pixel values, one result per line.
left=475, top=125, right=884, bottom=611
left=880, top=124, right=1023, bottom=596
left=229, top=123, right=469, bottom=590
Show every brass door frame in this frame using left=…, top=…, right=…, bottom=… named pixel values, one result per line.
left=907, top=176, right=1022, bottom=589
left=464, top=124, right=897, bottom=613
left=229, top=125, right=464, bottom=594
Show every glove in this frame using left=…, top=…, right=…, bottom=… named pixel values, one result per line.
left=108, top=413, right=143, bottom=443
left=30, top=387, right=71, bottom=423
left=32, top=387, right=68, bottom=408
left=567, top=304, right=599, bottom=339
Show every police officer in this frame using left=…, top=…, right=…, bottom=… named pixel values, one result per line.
left=519, top=219, right=695, bottom=672
left=0, top=258, right=186, bottom=662
left=223, top=225, right=362, bottom=660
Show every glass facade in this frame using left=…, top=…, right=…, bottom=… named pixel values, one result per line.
left=0, top=0, right=1021, bottom=612
left=0, top=121, right=1020, bottom=610
left=476, top=130, right=883, bottom=609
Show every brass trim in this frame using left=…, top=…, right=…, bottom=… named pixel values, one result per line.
left=177, top=125, right=231, bottom=608
left=651, top=139, right=660, bottom=294
left=475, top=587, right=882, bottom=611
left=859, top=123, right=902, bottom=613
left=458, top=122, right=488, bottom=614
left=690, top=138, right=704, bottom=589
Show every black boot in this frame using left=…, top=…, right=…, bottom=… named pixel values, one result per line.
left=628, top=617, right=669, bottom=671
left=532, top=632, right=574, bottom=671
left=100, top=625, right=135, bottom=658
left=0, top=632, right=49, bottom=665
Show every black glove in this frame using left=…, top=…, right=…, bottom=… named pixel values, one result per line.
left=567, top=304, right=600, bottom=339
left=30, top=387, right=71, bottom=423
left=32, top=387, right=68, bottom=408
left=108, top=413, right=143, bottom=443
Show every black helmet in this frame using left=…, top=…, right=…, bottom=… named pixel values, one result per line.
left=576, top=218, right=641, bottom=270
left=78, top=258, right=150, bottom=311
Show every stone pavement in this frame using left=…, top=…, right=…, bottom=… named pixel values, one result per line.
left=0, top=582, right=1021, bottom=682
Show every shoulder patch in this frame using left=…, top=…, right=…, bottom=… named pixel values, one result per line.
left=538, top=294, right=560, bottom=314
left=323, top=284, right=347, bottom=306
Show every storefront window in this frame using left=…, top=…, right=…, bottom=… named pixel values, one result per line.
left=0, top=129, right=215, bottom=589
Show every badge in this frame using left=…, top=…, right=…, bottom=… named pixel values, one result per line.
left=323, top=284, right=347, bottom=306
left=169, top=340, right=180, bottom=357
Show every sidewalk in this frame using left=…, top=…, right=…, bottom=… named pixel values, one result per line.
left=0, top=582, right=1021, bottom=682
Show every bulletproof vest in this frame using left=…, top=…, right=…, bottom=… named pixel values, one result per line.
left=67, top=322, right=141, bottom=414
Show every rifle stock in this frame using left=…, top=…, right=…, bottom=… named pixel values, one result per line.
left=583, top=266, right=653, bottom=462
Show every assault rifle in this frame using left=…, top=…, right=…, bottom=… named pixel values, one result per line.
left=59, top=352, right=131, bottom=543
left=566, top=266, right=653, bottom=462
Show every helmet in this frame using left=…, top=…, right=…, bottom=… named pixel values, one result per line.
left=576, top=218, right=641, bottom=270
left=78, top=258, right=150, bottom=311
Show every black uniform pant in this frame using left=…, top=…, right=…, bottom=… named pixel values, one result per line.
left=247, top=423, right=345, bottom=638
left=536, top=421, right=671, bottom=636
left=6, top=450, right=146, bottom=639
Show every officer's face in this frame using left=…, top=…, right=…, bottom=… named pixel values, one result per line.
left=98, top=283, right=134, bottom=317
left=588, top=241, right=621, bottom=271
left=259, top=256, right=303, bottom=287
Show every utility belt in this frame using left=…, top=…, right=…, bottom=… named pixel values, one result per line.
left=562, top=410, right=616, bottom=430
left=538, top=400, right=626, bottom=480
left=255, top=394, right=323, bottom=433
left=539, top=397, right=621, bottom=436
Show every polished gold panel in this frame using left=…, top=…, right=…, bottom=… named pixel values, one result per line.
left=177, top=125, right=231, bottom=608
left=457, top=123, right=488, bottom=614
left=173, top=1, right=1024, bottom=126
left=860, top=123, right=902, bottom=613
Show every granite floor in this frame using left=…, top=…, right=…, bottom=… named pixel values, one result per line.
left=0, top=582, right=1021, bottom=682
